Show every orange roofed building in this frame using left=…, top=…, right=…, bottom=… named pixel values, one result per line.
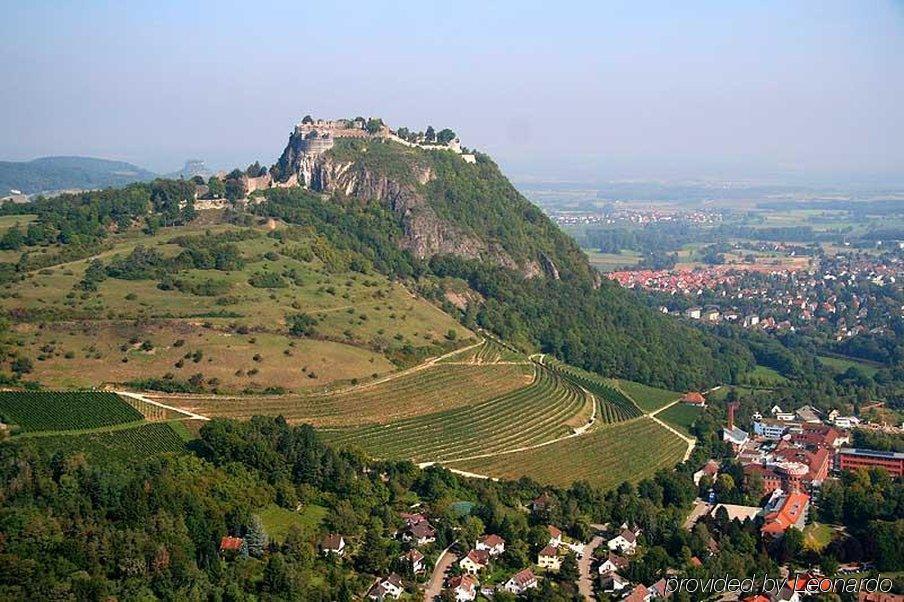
left=761, top=491, right=809, bottom=537
left=682, top=392, right=706, bottom=406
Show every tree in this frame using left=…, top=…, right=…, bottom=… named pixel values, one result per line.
left=225, top=178, right=245, bottom=202
left=437, top=128, right=456, bottom=144
left=207, top=176, right=225, bottom=198
left=559, top=553, right=579, bottom=581
left=425, top=126, right=436, bottom=142
left=287, top=313, right=318, bottom=336
left=246, top=515, right=268, bottom=557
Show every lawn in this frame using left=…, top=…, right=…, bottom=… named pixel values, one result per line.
left=657, top=404, right=702, bottom=436
left=446, top=418, right=687, bottom=489
left=258, top=504, right=328, bottom=544
left=741, top=365, right=788, bottom=387
left=613, top=379, right=682, bottom=412
left=818, top=355, right=880, bottom=378
left=583, top=249, right=643, bottom=273
left=802, top=522, right=835, bottom=552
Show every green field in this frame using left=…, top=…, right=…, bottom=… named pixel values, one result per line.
left=23, top=422, right=188, bottom=462
left=325, top=364, right=590, bottom=462
left=0, top=391, right=143, bottom=433
left=818, top=355, right=880, bottom=377
left=583, top=249, right=643, bottom=273
left=446, top=418, right=687, bottom=489
left=657, top=404, right=702, bottom=435
left=259, top=504, right=328, bottom=543
left=802, top=522, right=835, bottom=552
left=741, top=365, right=788, bottom=387
left=612, top=379, right=682, bottom=412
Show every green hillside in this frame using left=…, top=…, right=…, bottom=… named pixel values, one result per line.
left=0, top=156, right=155, bottom=195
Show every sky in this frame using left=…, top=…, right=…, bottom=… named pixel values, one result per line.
left=1, top=0, right=903, bottom=185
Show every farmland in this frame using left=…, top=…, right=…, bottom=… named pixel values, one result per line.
left=446, top=417, right=688, bottom=488
left=157, top=361, right=533, bottom=427
left=24, top=422, right=189, bottom=463
left=611, top=379, right=681, bottom=412
left=0, top=391, right=143, bottom=433
left=325, top=363, right=591, bottom=462
left=656, top=403, right=702, bottom=436
left=545, top=359, right=643, bottom=423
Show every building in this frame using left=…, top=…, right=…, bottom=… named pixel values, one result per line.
left=685, top=307, right=702, bottom=319
left=476, top=534, right=506, bottom=556
left=649, top=578, right=672, bottom=599
left=681, top=392, right=706, bottom=407
left=537, top=545, right=561, bottom=570
left=400, top=549, right=425, bottom=573
left=790, top=423, right=845, bottom=449
left=624, top=584, right=651, bottom=602
left=693, top=459, right=719, bottom=486
left=547, top=525, right=563, bottom=547
left=459, top=549, right=489, bottom=574
left=761, top=491, right=809, bottom=537
left=403, top=520, right=436, bottom=546
left=600, top=572, right=630, bottom=592
left=505, top=568, right=538, bottom=594
left=532, top=492, right=554, bottom=513
left=608, top=527, right=641, bottom=555
left=598, top=552, right=629, bottom=575
left=795, top=405, right=822, bottom=423
left=723, top=426, right=750, bottom=446
left=367, top=574, right=404, bottom=600
left=710, top=503, right=762, bottom=522
left=752, top=419, right=790, bottom=440
left=448, top=574, right=478, bottom=602
left=836, top=448, right=904, bottom=477
left=702, top=307, right=720, bottom=321
left=320, top=534, right=346, bottom=556
left=219, top=536, right=246, bottom=557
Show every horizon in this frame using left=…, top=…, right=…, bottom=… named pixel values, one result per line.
left=2, top=1, right=904, bottom=187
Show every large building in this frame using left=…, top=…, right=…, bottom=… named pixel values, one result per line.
left=836, top=448, right=904, bottom=477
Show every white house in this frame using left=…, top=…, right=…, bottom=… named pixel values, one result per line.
left=459, top=549, right=489, bottom=574
left=537, top=545, right=561, bottom=571
left=402, top=520, right=436, bottom=547
left=319, top=534, right=346, bottom=557
left=547, top=525, right=563, bottom=547
left=367, top=574, right=404, bottom=600
left=598, top=552, right=629, bottom=575
left=505, top=568, right=538, bottom=594
left=400, top=549, right=424, bottom=573
left=448, top=574, right=478, bottom=602
left=608, top=527, right=641, bottom=555
left=476, top=534, right=506, bottom=556
left=600, top=572, right=629, bottom=593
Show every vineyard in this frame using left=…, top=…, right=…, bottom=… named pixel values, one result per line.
left=446, top=418, right=688, bottom=489
left=545, top=360, right=643, bottom=423
left=26, top=422, right=188, bottom=463
left=0, top=391, right=143, bottom=433
left=160, top=363, right=533, bottom=427
left=612, top=379, right=681, bottom=412
left=437, top=337, right=526, bottom=364
left=657, top=403, right=702, bottom=435
left=325, top=364, right=591, bottom=462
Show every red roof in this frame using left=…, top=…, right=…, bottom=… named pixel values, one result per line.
left=682, top=392, right=706, bottom=404
left=219, top=536, right=244, bottom=551
left=539, top=545, right=558, bottom=558
left=762, top=491, right=809, bottom=536
left=480, top=533, right=505, bottom=547
left=547, top=525, right=562, bottom=538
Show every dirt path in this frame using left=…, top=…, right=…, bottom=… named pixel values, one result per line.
left=648, top=399, right=697, bottom=461
left=423, top=545, right=457, bottom=601
left=578, top=534, right=604, bottom=601
left=116, top=390, right=210, bottom=421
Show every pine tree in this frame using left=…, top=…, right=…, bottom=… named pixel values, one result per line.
left=246, top=515, right=268, bottom=558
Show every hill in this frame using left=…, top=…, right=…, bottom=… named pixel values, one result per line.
left=0, top=156, right=155, bottom=195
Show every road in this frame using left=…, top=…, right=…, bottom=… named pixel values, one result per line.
left=424, top=545, right=457, bottom=601
left=578, top=534, right=604, bottom=601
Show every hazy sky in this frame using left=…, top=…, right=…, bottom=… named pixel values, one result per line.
left=2, top=1, right=903, bottom=184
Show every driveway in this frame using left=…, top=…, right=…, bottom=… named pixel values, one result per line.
left=424, top=545, right=457, bottom=601
left=578, top=534, right=604, bottom=601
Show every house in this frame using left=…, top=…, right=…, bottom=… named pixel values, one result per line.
left=702, top=307, right=720, bottom=321
left=537, top=545, right=561, bottom=570
left=403, top=520, right=436, bottom=546
left=367, top=574, right=404, bottom=600
left=693, top=459, right=719, bottom=486
left=459, top=549, right=489, bottom=574
left=547, top=525, right=563, bottom=547
left=400, top=549, right=425, bottom=573
left=608, top=527, right=641, bottom=555
left=505, top=568, right=538, bottom=594
left=476, top=533, right=506, bottom=556
left=448, top=574, right=478, bottom=602
left=600, top=571, right=630, bottom=593
left=598, top=552, right=629, bottom=574
left=649, top=578, right=672, bottom=599
left=219, top=536, right=247, bottom=557
left=743, top=314, right=760, bottom=328
left=681, top=392, right=706, bottom=407
left=795, top=405, right=821, bottom=423
left=624, top=584, right=651, bottom=602
left=532, top=492, right=554, bottom=513
left=753, top=419, right=790, bottom=440
left=770, top=405, right=796, bottom=421
left=722, top=426, right=750, bottom=447
left=320, top=533, right=346, bottom=556
left=685, top=307, right=702, bottom=319
left=761, top=490, right=810, bottom=537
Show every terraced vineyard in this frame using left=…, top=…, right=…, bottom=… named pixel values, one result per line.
left=545, top=360, right=643, bottom=423
left=326, top=364, right=591, bottom=462
left=446, top=417, right=688, bottom=488
left=437, top=337, right=525, bottom=364
left=0, top=391, right=143, bottom=433
left=25, top=422, right=188, bottom=463
left=160, top=363, right=533, bottom=427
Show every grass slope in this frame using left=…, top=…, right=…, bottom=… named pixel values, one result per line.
left=613, top=379, right=682, bottom=412
left=656, top=404, right=702, bottom=436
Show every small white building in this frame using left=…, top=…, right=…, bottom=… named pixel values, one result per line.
left=459, top=549, right=489, bottom=575
left=607, top=527, right=641, bottom=555
left=505, top=568, right=538, bottom=594
left=547, top=525, right=563, bottom=548
left=537, top=545, right=561, bottom=571
left=476, top=534, right=506, bottom=556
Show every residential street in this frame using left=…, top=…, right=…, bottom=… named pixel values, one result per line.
left=578, top=534, right=604, bottom=601
left=423, top=546, right=457, bottom=601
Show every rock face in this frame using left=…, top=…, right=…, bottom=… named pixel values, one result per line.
left=273, top=133, right=539, bottom=276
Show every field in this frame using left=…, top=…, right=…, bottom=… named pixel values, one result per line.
left=23, top=422, right=188, bottom=462
left=159, top=362, right=534, bottom=427
left=0, top=220, right=473, bottom=391
left=0, top=391, right=143, bottom=433
left=802, top=522, right=835, bottom=552
left=656, top=403, right=702, bottom=435
left=583, top=249, right=643, bottom=273
left=612, top=379, right=682, bottom=412
left=545, top=360, right=643, bottom=423
left=325, top=363, right=591, bottom=462
left=259, top=504, right=328, bottom=544
left=740, top=365, right=788, bottom=387
left=817, top=355, right=880, bottom=378
left=446, top=418, right=687, bottom=488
